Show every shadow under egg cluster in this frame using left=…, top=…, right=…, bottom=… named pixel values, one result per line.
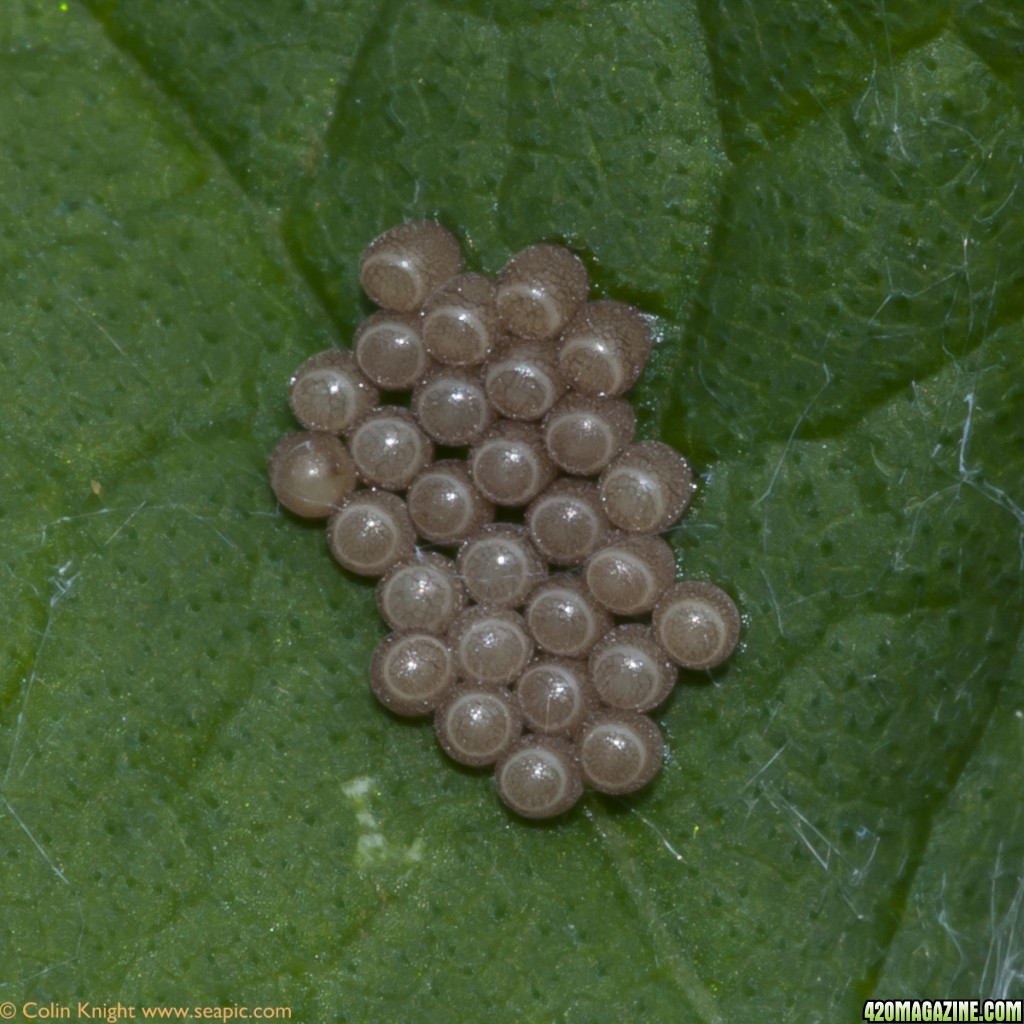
left=268, top=221, right=741, bottom=820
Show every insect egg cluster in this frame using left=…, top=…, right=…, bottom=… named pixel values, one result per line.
left=268, top=221, right=741, bottom=819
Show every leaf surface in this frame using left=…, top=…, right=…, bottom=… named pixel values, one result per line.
left=1, top=1, right=1022, bottom=1020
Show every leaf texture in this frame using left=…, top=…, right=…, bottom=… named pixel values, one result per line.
left=1, top=1, right=1021, bottom=1020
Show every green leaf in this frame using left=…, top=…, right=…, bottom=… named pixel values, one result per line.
left=2, top=0, right=1022, bottom=1020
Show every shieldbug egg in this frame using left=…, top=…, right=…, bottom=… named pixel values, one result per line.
left=578, top=711, right=664, bottom=795
left=583, top=532, right=676, bottom=616
left=421, top=273, right=499, bottom=366
left=599, top=441, right=696, bottom=534
left=326, top=490, right=416, bottom=577
left=483, top=339, right=566, bottom=422
left=270, top=221, right=744, bottom=820
left=588, top=625, right=676, bottom=713
left=495, top=735, right=584, bottom=819
left=406, top=460, right=494, bottom=545
left=524, top=576, right=612, bottom=658
left=526, top=479, right=610, bottom=566
left=448, top=606, right=534, bottom=686
left=557, top=300, right=651, bottom=398
left=359, top=220, right=462, bottom=313
left=412, top=367, right=493, bottom=447
left=515, top=658, right=593, bottom=737
left=376, top=552, right=467, bottom=634
left=289, top=349, right=379, bottom=435
left=435, top=685, right=523, bottom=767
left=456, top=524, right=545, bottom=608
left=353, top=311, right=432, bottom=391
left=268, top=431, right=357, bottom=518
left=652, top=580, right=741, bottom=671
left=469, top=421, right=557, bottom=507
left=370, top=631, right=457, bottom=716
left=495, top=244, right=589, bottom=341
left=349, top=407, right=434, bottom=491
left=541, top=394, right=636, bottom=477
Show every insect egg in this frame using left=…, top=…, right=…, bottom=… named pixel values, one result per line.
left=515, top=658, right=593, bottom=736
left=268, top=431, right=357, bottom=518
left=495, top=735, right=584, bottom=819
left=412, top=367, right=493, bottom=447
left=599, top=441, right=696, bottom=534
left=376, top=552, right=466, bottom=634
left=542, top=393, right=636, bottom=477
left=421, top=273, right=499, bottom=366
left=359, top=220, right=462, bottom=313
left=526, top=478, right=610, bottom=566
left=271, top=223, right=743, bottom=818
left=406, top=460, right=494, bottom=545
left=524, top=575, right=612, bottom=658
left=456, top=524, right=545, bottom=608
left=483, top=339, right=566, bottom=422
left=448, top=606, right=534, bottom=685
left=434, top=686, right=523, bottom=767
left=578, top=711, right=665, bottom=795
left=557, top=300, right=651, bottom=398
left=588, top=624, right=676, bottom=713
left=652, top=580, right=741, bottom=671
left=326, top=490, right=416, bottom=577
left=495, top=243, right=589, bottom=341
left=583, top=532, right=677, bottom=616
left=468, top=421, right=557, bottom=507
left=289, top=349, right=379, bottom=435
left=353, top=311, right=432, bottom=391
left=370, top=631, right=457, bottom=716
left=348, top=407, right=434, bottom=491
